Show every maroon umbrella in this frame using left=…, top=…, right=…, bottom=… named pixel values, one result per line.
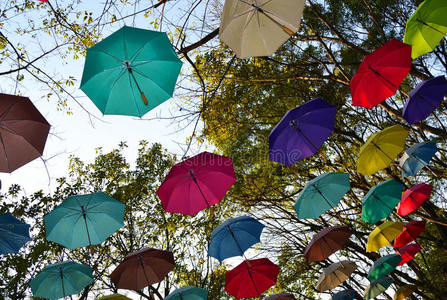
left=394, top=220, right=426, bottom=248
left=110, top=248, right=175, bottom=290
left=264, top=293, right=296, bottom=300
left=0, top=93, right=50, bottom=173
left=304, top=225, right=352, bottom=263
left=397, top=243, right=421, bottom=266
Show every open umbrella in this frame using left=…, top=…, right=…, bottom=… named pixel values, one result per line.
left=357, top=125, right=409, bottom=175
left=364, top=277, right=393, bottom=300
left=80, top=26, right=182, bottom=117
left=394, top=220, right=426, bottom=248
left=0, top=213, right=31, bottom=254
left=393, top=285, right=417, bottom=300
left=294, top=172, right=350, bottom=219
left=157, top=152, right=236, bottom=215
left=350, top=40, right=411, bottom=108
left=397, top=243, right=421, bottom=266
left=219, top=0, right=306, bottom=58
left=366, top=221, right=404, bottom=252
left=265, top=293, right=296, bottom=300
left=208, top=216, right=264, bottom=262
left=0, top=93, right=51, bottom=173
left=397, top=184, right=433, bottom=216
left=399, top=141, right=437, bottom=177
left=164, top=286, right=208, bottom=300
left=304, top=225, right=352, bottom=263
left=269, top=98, right=337, bottom=165
left=368, top=254, right=401, bottom=282
left=332, top=289, right=360, bottom=300
left=97, top=294, right=132, bottom=300
left=316, top=260, right=357, bottom=292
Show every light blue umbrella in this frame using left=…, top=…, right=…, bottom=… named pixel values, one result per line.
left=164, top=286, right=208, bottom=300
left=367, top=254, right=401, bottom=282
left=0, top=213, right=31, bottom=254
left=399, top=141, right=438, bottom=177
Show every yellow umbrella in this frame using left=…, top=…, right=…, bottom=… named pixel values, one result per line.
left=357, top=125, right=409, bottom=175
left=366, top=221, right=404, bottom=252
left=97, top=294, right=131, bottom=300
left=394, top=285, right=417, bottom=300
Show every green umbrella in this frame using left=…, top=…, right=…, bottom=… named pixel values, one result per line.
left=364, top=277, right=393, bottom=300
left=80, top=26, right=182, bottom=117
left=164, top=286, right=208, bottom=300
left=367, top=254, right=401, bottom=282
left=361, top=179, right=403, bottom=224
left=403, top=0, right=447, bottom=59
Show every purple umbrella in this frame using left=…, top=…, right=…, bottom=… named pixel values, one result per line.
left=403, top=76, right=447, bottom=124
left=269, top=98, right=336, bottom=165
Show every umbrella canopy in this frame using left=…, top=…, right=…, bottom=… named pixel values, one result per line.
left=304, top=225, right=352, bottom=263
left=110, top=247, right=175, bottom=290
left=403, top=76, right=447, bottom=124
left=364, top=277, right=393, bottom=300
left=264, top=293, right=296, bottom=300
left=362, top=179, right=403, bottom=224
left=208, top=216, right=264, bottom=262
left=164, top=286, right=208, bottom=300
left=397, top=243, right=421, bottom=266
left=80, top=26, right=182, bottom=117
left=350, top=40, right=411, bottom=108
left=294, top=172, right=350, bottom=219
left=157, top=152, right=236, bottom=215
left=0, top=93, right=51, bottom=173
left=394, top=220, right=426, bottom=248
left=368, top=254, right=401, bottom=282
left=316, top=260, right=357, bottom=292
left=357, top=125, right=409, bottom=175
left=225, top=258, right=279, bottom=299
left=45, top=192, right=125, bottom=249
left=219, top=0, right=306, bottom=58
left=366, top=221, right=404, bottom=252
left=0, top=213, right=31, bottom=254
left=393, top=285, right=417, bottom=300
left=29, top=261, right=94, bottom=299
left=403, top=0, right=447, bottom=59
left=397, top=184, right=433, bottom=216
left=399, top=141, right=437, bottom=177
left=332, top=289, right=360, bottom=300
left=97, top=294, right=132, bottom=300
left=269, top=98, right=337, bottom=165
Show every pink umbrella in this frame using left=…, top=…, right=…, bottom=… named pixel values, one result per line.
left=397, top=243, right=421, bottom=266
left=157, top=152, right=236, bottom=215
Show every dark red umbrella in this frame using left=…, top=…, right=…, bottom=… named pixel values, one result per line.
left=350, top=39, right=411, bottom=108
left=394, top=220, right=426, bottom=248
left=264, top=293, right=296, bottom=300
left=397, top=243, right=421, bottom=266
left=225, top=258, right=279, bottom=299
left=0, top=93, right=50, bottom=173
left=304, top=225, right=351, bottom=263
left=397, top=184, right=433, bottom=216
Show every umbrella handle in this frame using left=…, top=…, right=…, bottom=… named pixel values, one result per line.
left=282, top=25, right=294, bottom=35
left=141, top=92, right=148, bottom=105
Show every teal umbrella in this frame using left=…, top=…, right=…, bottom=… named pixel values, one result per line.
left=45, top=192, right=125, bottom=249
left=367, top=254, right=401, bottom=282
left=164, top=286, right=208, bottom=300
left=361, top=179, right=403, bottom=224
left=80, top=26, right=182, bottom=117
left=294, top=172, right=350, bottom=219
left=363, top=277, right=393, bottom=300
left=29, top=261, right=94, bottom=299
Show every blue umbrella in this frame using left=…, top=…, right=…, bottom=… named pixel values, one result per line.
left=0, top=213, right=31, bottom=254
left=332, top=289, right=359, bottom=300
left=399, top=141, right=438, bottom=177
left=164, top=286, right=208, bottom=300
left=208, top=216, right=264, bottom=262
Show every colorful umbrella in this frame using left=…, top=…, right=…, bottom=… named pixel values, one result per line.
left=368, top=254, right=401, bottom=282
left=0, top=93, right=51, bottom=173
left=110, top=248, right=175, bottom=290
left=164, top=286, right=208, bottom=300
left=393, top=284, right=417, bottom=300
left=304, top=225, right=352, bottom=263
left=219, top=0, right=306, bottom=58
left=357, top=125, right=409, bottom=175
left=294, top=172, right=350, bottom=219
left=316, top=260, right=357, bottom=292
left=350, top=40, right=411, bottom=108
left=397, top=184, right=433, bottom=216
left=364, top=277, right=393, bottom=300
left=208, top=216, right=264, bottom=262
left=394, top=220, right=426, bottom=248
left=403, top=0, right=447, bottom=59
left=225, top=258, right=279, bottom=299
left=269, top=98, right=337, bottom=166
left=332, top=289, right=360, bottom=300
left=397, top=243, right=421, bottom=266
left=366, top=221, right=404, bottom=252
left=80, top=26, right=182, bottom=117
left=157, top=152, right=236, bottom=215
left=399, top=141, right=437, bottom=177
left=45, top=192, right=125, bottom=249
left=264, top=293, right=296, bottom=300
left=0, top=213, right=31, bottom=254
left=362, top=179, right=403, bottom=224
left=403, top=76, right=447, bottom=124
left=97, top=294, right=132, bottom=300
left=29, top=261, right=94, bottom=299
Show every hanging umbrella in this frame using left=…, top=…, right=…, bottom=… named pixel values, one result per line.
left=110, top=248, right=175, bottom=290
left=294, top=172, right=350, bottom=219
left=264, top=293, right=296, bottom=300
left=393, top=284, right=417, bottom=300
left=366, top=221, right=404, bottom=252
left=80, top=26, right=182, bottom=117
left=350, top=39, right=411, bottom=108
left=0, top=212, right=31, bottom=254
left=97, top=294, right=132, bottom=300
left=402, top=76, right=447, bottom=124
left=397, top=243, right=421, bottom=266
left=208, top=216, right=264, bottom=262
left=332, top=289, right=360, bottom=300
left=269, top=98, right=337, bottom=165
left=219, top=0, right=306, bottom=58
left=364, top=277, right=393, bottom=300
left=357, top=125, right=409, bottom=175
left=304, top=225, right=352, bottom=263
left=394, top=220, right=426, bottom=248
left=225, top=258, right=279, bottom=299
left=316, top=260, right=357, bottom=292
left=157, top=152, right=236, bottom=215
left=368, top=254, right=401, bottom=282
left=29, top=261, right=94, bottom=299
left=397, top=184, right=433, bottom=216
left=45, top=192, right=125, bottom=249
left=164, top=286, right=208, bottom=300
left=403, top=0, right=447, bottom=59
left=399, top=141, right=437, bottom=177
left=0, top=93, right=51, bottom=173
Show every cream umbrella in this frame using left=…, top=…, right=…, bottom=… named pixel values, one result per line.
left=316, top=260, right=357, bottom=292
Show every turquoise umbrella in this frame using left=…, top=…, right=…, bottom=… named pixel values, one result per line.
left=0, top=213, right=31, bottom=254
left=367, top=254, right=401, bottom=282
left=294, top=172, right=350, bottom=219
left=164, top=286, right=208, bottom=300
left=45, top=192, right=125, bottom=249
left=361, top=179, right=403, bottom=224
left=29, top=261, right=94, bottom=299
left=364, top=277, right=393, bottom=300
left=399, top=141, right=438, bottom=177
left=80, top=26, right=182, bottom=117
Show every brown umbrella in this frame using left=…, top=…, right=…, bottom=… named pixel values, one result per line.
left=264, top=293, right=296, bottom=300
left=110, top=248, right=175, bottom=290
left=304, top=225, right=352, bottom=263
left=0, top=93, right=50, bottom=173
left=316, top=260, right=357, bottom=292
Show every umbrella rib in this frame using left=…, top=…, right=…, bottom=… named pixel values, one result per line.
left=246, top=266, right=261, bottom=296
left=59, top=267, right=66, bottom=298
left=138, top=256, right=152, bottom=288
left=0, top=132, right=11, bottom=171
left=189, top=171, right=211, bottom=207
left=227, top=226, right=248, bottom=258
left=371, top=193, right=395, bottom=212
left=93, top=49, right=123, bottom=63
left=126, top=71, right=144, bottom=116
left=290, top=121, right=319, bottom=152
left=122, top=27, right=129, bottom=61
left=0, top=100, right=18, bottom=120
left=416, top=18, right=445, bottom=35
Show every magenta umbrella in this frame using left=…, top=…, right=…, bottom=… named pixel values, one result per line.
left=157, top=152, right=236, bottom=215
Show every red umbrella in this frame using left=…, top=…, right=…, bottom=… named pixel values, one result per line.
left=394, top=220, right=426, bottom=248
left=350, top=39, right=411, bottom=108
left=397, top=184, right=433, bottom=216
left=304, top=225, right=352, bottom=263
left=157, top=152, right=236, bottom=215
left=225, top=258, right=279, bottom=299
left=397, top=243, right=421, bottom=266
